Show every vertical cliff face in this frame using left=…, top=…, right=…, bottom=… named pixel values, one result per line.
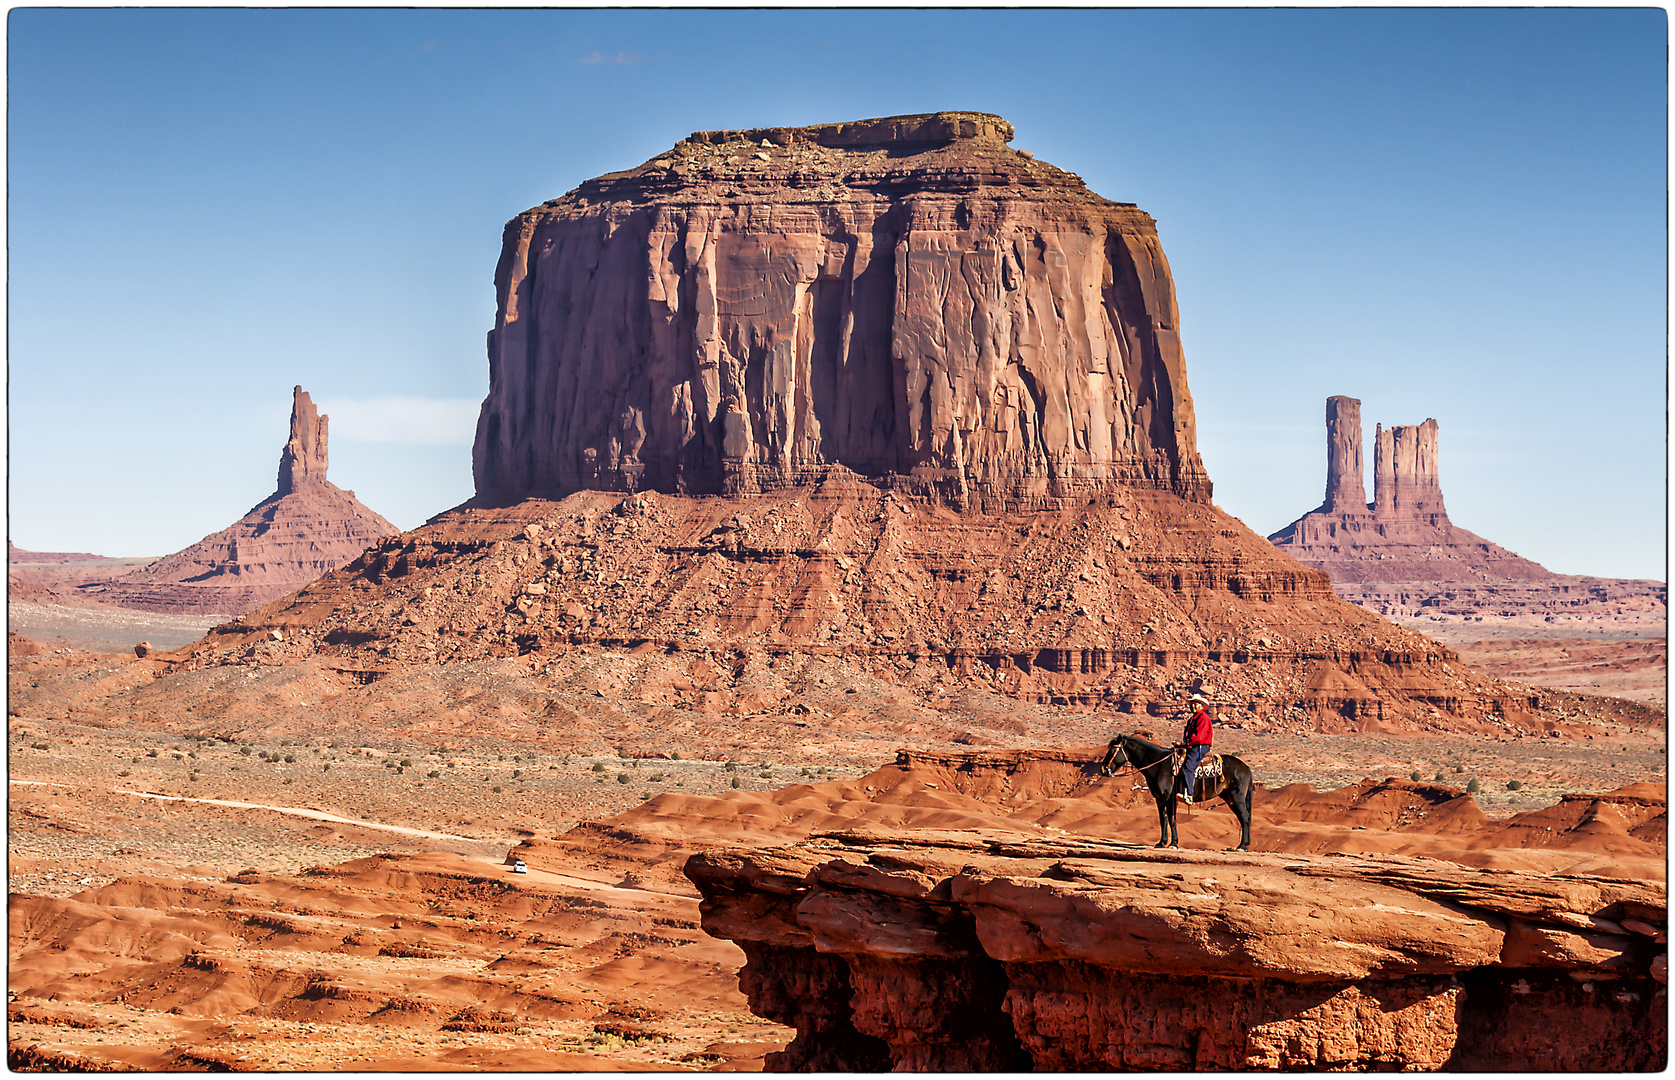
left=1322, top=395, right=1366, bottom=513
left=1377, top=417, right=1445, bottom=520
left=277, top=386, right=329, bottom=494
left=471, top=112, right=1209, bottom=510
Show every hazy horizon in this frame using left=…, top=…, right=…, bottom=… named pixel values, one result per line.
left=9, top=9, right=1666, bottom=580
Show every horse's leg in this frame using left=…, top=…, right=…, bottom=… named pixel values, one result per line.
left=1164, top=777, right=1180, bottom=848
left=1153, top=791, right=1171, bottom=848
left=1222, top=769, right=1253, bottom=851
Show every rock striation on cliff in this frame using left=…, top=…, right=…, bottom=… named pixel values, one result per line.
left=687, top=826, right=1667, bottom=1071
left=1269, top=396, right=1666, bottom=629
left=78, top=387, right=397, bottom=617
left=471, top=112, right=1209, bottom=511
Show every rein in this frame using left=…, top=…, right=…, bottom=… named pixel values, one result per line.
left=1109, top=741, right=1175, bottom=775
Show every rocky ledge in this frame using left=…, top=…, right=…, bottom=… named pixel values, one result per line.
left=687, top=828, right=1666, bottom=1070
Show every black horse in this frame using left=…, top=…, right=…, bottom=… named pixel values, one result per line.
left=1098, top=732, right=1254, bottom=851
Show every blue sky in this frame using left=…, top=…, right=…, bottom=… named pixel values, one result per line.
left=9, top=8, right=1666, bottom=579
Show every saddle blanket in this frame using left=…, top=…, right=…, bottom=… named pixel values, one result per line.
left=1172, top=749, right=1226, bottom=802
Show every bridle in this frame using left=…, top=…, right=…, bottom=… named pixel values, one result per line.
left=1103, top=736, right=1175, bottom=776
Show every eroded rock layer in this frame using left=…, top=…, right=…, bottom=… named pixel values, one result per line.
left=472, top=112, right=1209, bottom=510
left=686, top=826, right=1667, bottom=1071
left=78, top=388, right=397, bottom=617
left=175, top=483, right=1548, bottom=731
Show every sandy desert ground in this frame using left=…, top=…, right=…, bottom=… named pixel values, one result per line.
left=7, top=621, right=1666, bottom=1071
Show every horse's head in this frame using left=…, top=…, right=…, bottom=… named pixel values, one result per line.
left=1099, top=736, right=1130, bottom=777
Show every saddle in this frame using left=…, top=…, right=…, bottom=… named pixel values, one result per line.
left=1171, top=747, right=1227, bottom=802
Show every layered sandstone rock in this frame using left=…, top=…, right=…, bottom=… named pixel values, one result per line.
left=1269, top=397, right=1666, bottom=630
left=1321, top=395, right=1367, bottom=513
left=687, top=827, right=1667, bottom=1070
left=179, top=483, right=1553, bottom=731
left=78, top=388, right=397, bottom=617
left=472, top=112, right=1209, bottom=510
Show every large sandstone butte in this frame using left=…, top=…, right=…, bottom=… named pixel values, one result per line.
left=472, top=111, right=1208, bottom=511
left=1269, top=396, right=1666, bottom=627
left=76, top=387, right=397, bottom=617
left=175, top=119, right=1561, bottom=732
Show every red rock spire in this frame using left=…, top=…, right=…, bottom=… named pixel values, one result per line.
left=277, top=385, right=329, bottom=495
left=1322, top=396, right=1367, bottom=513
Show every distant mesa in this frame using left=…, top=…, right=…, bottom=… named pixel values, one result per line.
left=1268, top=396, right=1549, bottom=584
left=1269, top=396, right=1665, bottom=627
left=471, top=110, right=1208, bottom=511
left=74, top=387, right=397, bottom=617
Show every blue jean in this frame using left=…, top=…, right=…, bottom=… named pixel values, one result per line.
left=1181, top=744, right=1209, bottom=799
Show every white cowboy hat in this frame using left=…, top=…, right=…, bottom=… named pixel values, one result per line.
left=1188, top=693, right=1210, bottom=706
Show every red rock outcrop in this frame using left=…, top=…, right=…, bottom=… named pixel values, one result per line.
left=1321, top=395, right=1367, bottom=513
left=76, top=388, right=397, bottom=617
left=1270, top=399, right=1540, bottom=583
left=471, top=112, right=1209, bottom=511
left=687, top=827, right=1667, bottom=1070
left=1268, top=397, right=1666, bottom=630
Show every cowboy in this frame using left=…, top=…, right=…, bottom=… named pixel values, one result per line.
left=1178, top=693, right=1213, bottom=803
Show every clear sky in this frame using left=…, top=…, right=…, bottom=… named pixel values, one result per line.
left=9, top=8, right=1666, bottom=579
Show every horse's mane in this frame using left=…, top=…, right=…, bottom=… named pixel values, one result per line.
left=1123, top=731, right=1165, bottom=752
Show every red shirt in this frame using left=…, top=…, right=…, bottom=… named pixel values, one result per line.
left=1184, top=708, right=1213, bottom=747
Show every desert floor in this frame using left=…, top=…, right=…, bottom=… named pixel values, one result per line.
left=7, top=615, right=1666, bottom=1071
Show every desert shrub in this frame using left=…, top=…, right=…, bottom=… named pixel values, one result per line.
left=188, top=752, right=197, bottom=759
left=670, top=751, right=681, bottom=761
left=189, top=772, right=200, bottom=781
left=640, top=792, right=652, bottom=801
left=512, top=770, right=522, bottom=779
left=322, top=764, right=331, bottom=772
left=427, top=770, right=440, bottom=779
left=1410, top=771, right=1423, bottom=782
left=648, top=773, right=664, bottom=782
left=1434, top=771, right=1446, bottom=781
left=118, top=770, right=130, bottom=777
left=1466, top=778, right=1481, bottom=794
left=283, top=777, right=293, bottom=785
left=1506, top=780, right=1523, bottom=791
left=592, top=762, right=607, bottom=772
left=146, top=748, right=159, bottom=758
left=730, top=776, right=741, bottom=789
left=284, top=754, right=296, bottom=763
left=1453, top=764, right=1464, bottom=773
left=724, top=762, right=737, bottom=772
left=616, top=773, right=629, bottom=784
left=396, top=766, right=405, bottom=774
left=492, top=785, right=503, bottom=793
left=399, top=758, right=412, bottom=767
left=240, top=746, right=252, bottom=756
left=31, top=742, right=50, bottom=751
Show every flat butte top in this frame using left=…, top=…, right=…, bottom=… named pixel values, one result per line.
left=540, top=111, right=1147, bottom=219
